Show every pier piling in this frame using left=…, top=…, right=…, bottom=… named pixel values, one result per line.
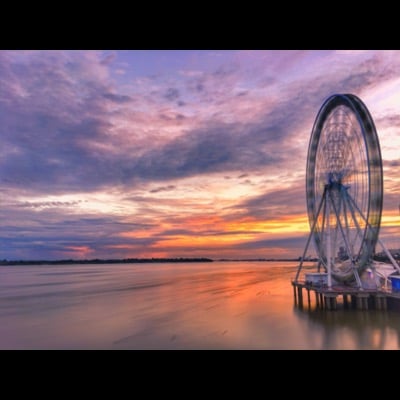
left=291, top=280, right=400, bottom=312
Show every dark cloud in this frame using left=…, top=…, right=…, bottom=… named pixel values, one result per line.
left=234, top=235, right=307, bottom=251
left=0, top=232, right=158, bottom=261
left=157, top=228, right=194, bottom=236
left=186, top=77, right=205, bottom=94
left=164, top=88, right=180, bottom=101
left=125, top=119, right=285, bottom=182
left=16, top=200, right=83, bottom=209
left=195, top=82, right=204, bottom=92
left=0, top=115, right=115, bottom=192
left=103, top=92, right=132, bottom=103
left=149, top=185, right=176, bottom=193
left=0, top=52, right=122, bottom=193
left=232, top=184, right=306, bottom=220
left=156, top=226, right=267, bottom=238
left=376, top=114, right=400, bottom=129
left=384, top=160, right=400, bottom=168
left=159, top=113, right=186, bottom=121
left=2, top=50, right=396, bottom=197
left=0, top=206, right=160, bottom=260
left=213, top=64, right=239, bottom=78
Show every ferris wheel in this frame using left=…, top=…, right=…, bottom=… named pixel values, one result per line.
left=300, top=94, right=383, bottom=284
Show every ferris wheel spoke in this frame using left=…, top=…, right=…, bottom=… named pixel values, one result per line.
left=329, top=189, right=356, bottom=265
left=332, top=189, right=345, bottom=262
left=345, top=189, right=379, bottom=251
left=319, top=188, right=328, bottom=261
left=341, top=187, right=352, bottom=255
left=346, top=189, right=371, bottom=226
left=343, top=190, right=366, bottom=256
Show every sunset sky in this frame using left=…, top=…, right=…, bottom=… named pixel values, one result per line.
left=1, top=50, right=400, bottom=260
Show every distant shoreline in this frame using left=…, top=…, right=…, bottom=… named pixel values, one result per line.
left=0, top=257, right=306, bottom=266
left=0, top=257, right=213, bottom=266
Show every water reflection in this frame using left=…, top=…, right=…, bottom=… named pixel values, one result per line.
left=1, top=262, right=400, bottom=349
left=294, top=307, right=400, bottom=349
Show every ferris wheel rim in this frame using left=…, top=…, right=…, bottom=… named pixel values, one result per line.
left=306, top=93, right=383, bottom=281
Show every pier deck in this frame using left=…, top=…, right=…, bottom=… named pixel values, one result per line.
left=292, top=280, right=400, bottom=311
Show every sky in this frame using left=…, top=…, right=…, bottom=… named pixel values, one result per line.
left=1, top=50, right=400, bottom=261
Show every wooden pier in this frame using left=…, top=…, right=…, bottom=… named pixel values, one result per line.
left=292, top=280, right=400, bottom=311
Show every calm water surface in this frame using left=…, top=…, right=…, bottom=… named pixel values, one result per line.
left=1, top=261, right=399, bottom=349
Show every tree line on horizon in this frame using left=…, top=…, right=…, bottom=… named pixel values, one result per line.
left=0, top=257, right=214, bottom=266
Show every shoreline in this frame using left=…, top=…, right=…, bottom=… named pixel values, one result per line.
left=0, top=257, right=306, bottom=266
left=0, top=257, right=214, bottom=266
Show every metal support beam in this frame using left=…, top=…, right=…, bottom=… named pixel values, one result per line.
left=295, top=187, right=327, bottom=282
left=326, top=190, right=332, bottom=289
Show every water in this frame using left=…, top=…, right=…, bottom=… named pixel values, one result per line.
left=1, top=261, right=400, bottom=349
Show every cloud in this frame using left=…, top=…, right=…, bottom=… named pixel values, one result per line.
left=0, top=51, right=117, bottom=193
left=125, top=52, right=379, bottom=185
left=0, top=203, right=161, bottom=260
left=103, top=92, right=132, bottom=103
left=3, top=50, right=398, bottom=196
left=234, top=235, right=308, bottom=251
left=164, top=88, right=180, bottom=101
left=385, top=160, right=400, bottom=167
left=16, top=200, right=83, bottom=209
left=149, top=185, right=176, bottom=193
left=124, top=116, right=294, bottom=182
left=231, top=184, right=307, bottom=220
left=2, top=50, right=400, bottom=260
